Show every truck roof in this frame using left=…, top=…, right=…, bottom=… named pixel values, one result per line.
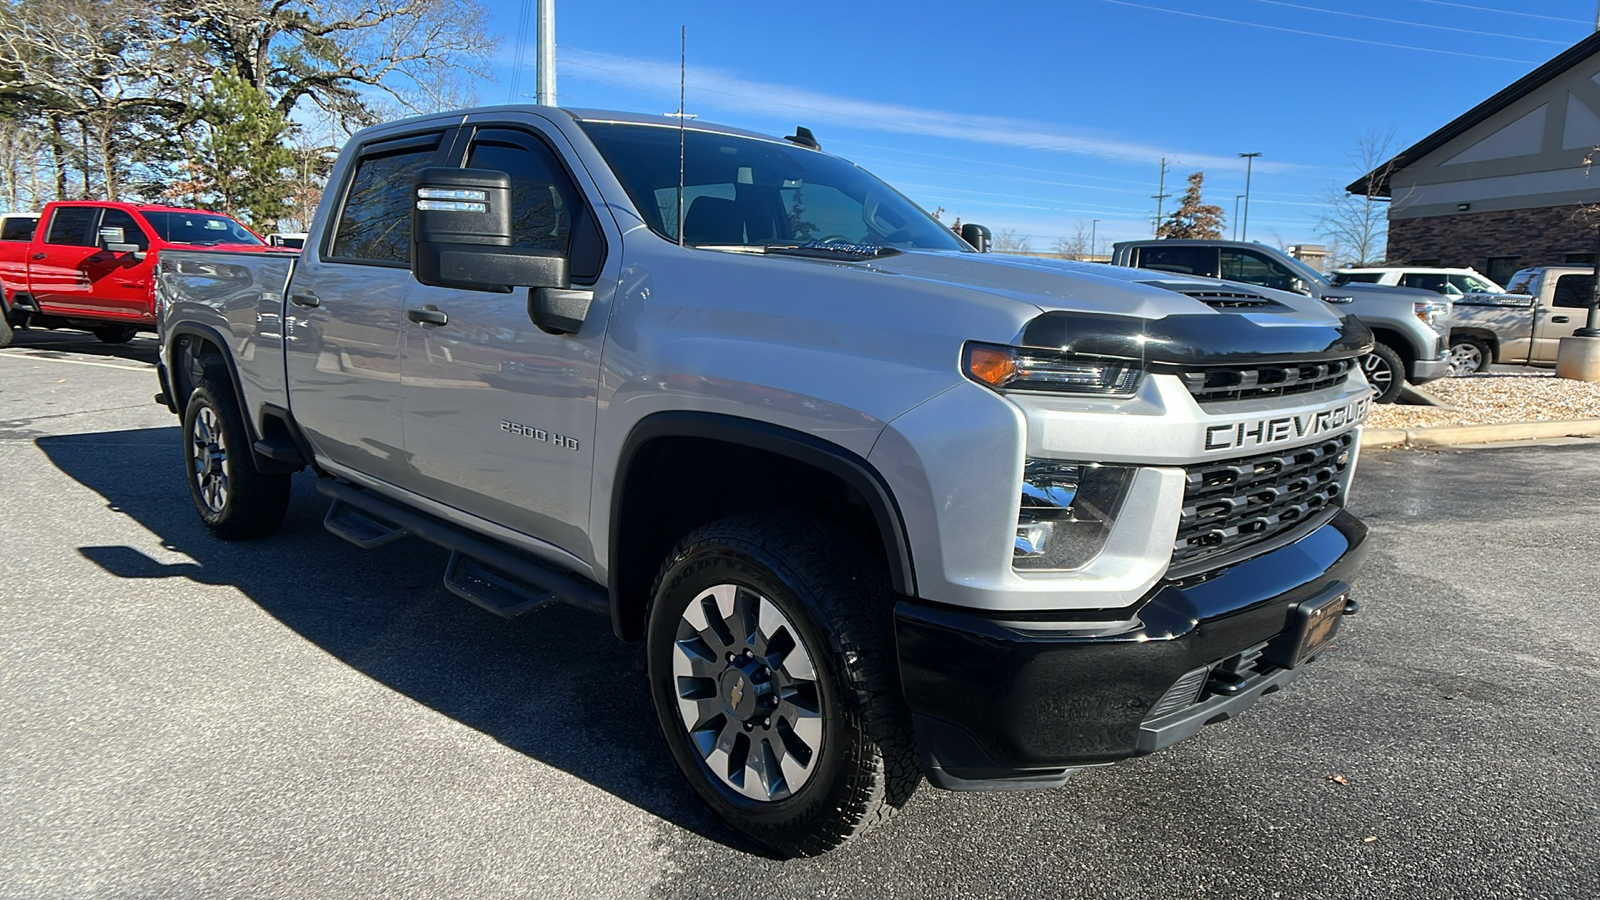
left=43, top=199, right=223, bottom=216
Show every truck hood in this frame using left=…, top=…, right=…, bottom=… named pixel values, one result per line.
left=1330, top=281, right=1446, bottom=304
left=860, top=250, right=1346, bottom=326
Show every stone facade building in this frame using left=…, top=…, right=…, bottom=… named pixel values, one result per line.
left=1351, top=32, right=1600, bottom=287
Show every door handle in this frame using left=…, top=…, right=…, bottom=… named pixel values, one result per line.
left=31, top=253, right=46, bottom=260
left=407, top=304, right=448, bottom=326
left=289, top=292, right=320, bottom=309
left=1552, top=315, right=1571, bottom=323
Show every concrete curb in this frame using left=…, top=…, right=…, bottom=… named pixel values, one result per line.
left=1361, top=418, right=1600, bottom=448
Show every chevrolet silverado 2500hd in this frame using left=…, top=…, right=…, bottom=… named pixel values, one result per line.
left=156, top=107, right=1372, bottom=857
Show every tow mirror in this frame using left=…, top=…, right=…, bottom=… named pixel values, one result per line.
left=960, top=223, right=991, bottom=253
left=411, top=167, right=568, bottom=296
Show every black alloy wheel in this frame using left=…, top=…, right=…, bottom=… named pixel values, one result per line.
left=645, top=512, right=920, bottom=857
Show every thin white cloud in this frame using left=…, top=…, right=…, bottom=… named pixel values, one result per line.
left=553, top=47, right=1301, bottom=174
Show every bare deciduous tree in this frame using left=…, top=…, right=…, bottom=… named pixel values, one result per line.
left=1318, top=128, right=1397, bottom=267
left=994, top=228, right=1032, bottom=255
left=1051, top=220, right=1092, bottom=260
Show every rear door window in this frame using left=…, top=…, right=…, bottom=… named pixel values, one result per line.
left=1136, top=246, right=1216, bottom=277
left=1552, top=274, right=1594, bottom=308
left=330, top=132, right=446, bottom=264
left=44, top=207, right=100, bottom=247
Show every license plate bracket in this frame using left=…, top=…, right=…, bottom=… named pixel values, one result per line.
left=1262, top=584, right=1349, bottom=669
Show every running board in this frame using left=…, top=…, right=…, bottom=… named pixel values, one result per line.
left=314, top=480, right=609, bottom=618
left=444, top=551, right=558, bottom=618
left=323, top=498, right=409, bottom=548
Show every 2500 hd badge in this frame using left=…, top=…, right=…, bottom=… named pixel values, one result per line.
left=1204, top=396, right=1370, bottom=453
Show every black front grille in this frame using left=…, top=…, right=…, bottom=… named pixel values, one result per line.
left=1173, top=433, right=1354, bottom=571
left=1176, top=358, right=1355, bottom=403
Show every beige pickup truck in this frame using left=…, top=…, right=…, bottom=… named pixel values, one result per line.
left=1448, top=266, right=1595, bottom=374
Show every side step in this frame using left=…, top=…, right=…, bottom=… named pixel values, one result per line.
left=315, top=480, right=609, bottom=618
left=324, top=498, right=410, bottom=549
left=444, top=551, right=558, bottom=618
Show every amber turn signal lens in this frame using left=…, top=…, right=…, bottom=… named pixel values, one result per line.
left=965, top=346, right=1017, bottom=387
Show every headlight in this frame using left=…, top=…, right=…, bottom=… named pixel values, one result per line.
left=963, top=342, right=1142, bottom=395
left=1013, top=460, right=1136, bottom=570
left=1414, top=301, right=1449, bottom=335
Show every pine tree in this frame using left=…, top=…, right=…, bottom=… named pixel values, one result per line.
left=1157, top=171, right=1226, bottom=240
left=191, top=72, right=295, bottom=229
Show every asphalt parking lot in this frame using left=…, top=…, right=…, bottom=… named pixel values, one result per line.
left=2, top=329, right=1597, bottom=899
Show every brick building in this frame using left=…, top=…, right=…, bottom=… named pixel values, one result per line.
left=1351, top=31, right=1600, bottom=287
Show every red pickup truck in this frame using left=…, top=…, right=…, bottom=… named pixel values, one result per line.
left=0, top=200, right=270, bottom=347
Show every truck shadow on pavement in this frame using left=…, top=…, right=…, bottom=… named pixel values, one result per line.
left=38, top=425, right=765, bottom=855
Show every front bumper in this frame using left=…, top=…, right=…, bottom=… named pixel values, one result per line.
left=895, top=509, right=1367, bottom=791
left=1410, top=356, right=1451, bottom=384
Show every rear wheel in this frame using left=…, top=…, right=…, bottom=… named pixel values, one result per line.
left=1448, top=335, right=1491, bottom=376
left=646, top=512, right=920, bottom=857
left=1362, top=342, right=1406, bottom=403
left=182, top=368, right=291, bottom=539
left=93, top=325, right=139, bottom=344
left=0, top=311, right=12, bottom=349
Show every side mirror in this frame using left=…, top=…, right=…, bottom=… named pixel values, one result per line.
left=960, top=223, right=991, bottom=253
left=411, top=167, right=567, bottom=294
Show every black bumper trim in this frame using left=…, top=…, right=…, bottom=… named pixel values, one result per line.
left=895, top=509, right=1368, bottom=786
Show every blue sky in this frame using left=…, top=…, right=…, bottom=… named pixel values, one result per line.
left=477, top=0, right=1599, bottom=254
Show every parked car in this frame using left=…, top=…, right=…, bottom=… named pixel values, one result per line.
left=0, top=201, right=271, bottom=347
left=1447, top=265, right=1596, bottom=374
left=155, top=105, right=1373, bottom=856
left=1332, top=266, right=1505, bottom=296
left=1110, top=239, right=1451, bottom=402
left=0, top=212, right=38, bottom=243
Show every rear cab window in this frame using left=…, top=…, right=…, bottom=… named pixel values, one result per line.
left=0, top=216, right=38, bottom=242
left=1135, top=245, right=1217, bottom=278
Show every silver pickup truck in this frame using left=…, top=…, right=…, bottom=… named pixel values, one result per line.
left=1111, top=239, right=1452, bottom=403
left=1447, top=266, right=1595, bottom=373
left=155, top=106, right=1372, bottom=856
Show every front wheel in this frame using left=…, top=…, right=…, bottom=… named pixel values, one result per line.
left=182, top=369, right=291, bottom=540
left=1362, top=342, right=1406, bottom=403
left=1448, top=335, right=1491, bottom=376
left=646, top=513, right=919, bottom=857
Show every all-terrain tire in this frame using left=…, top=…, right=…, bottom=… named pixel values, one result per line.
left=0, top=310, right=12, bottom=349
left=645, top=512, right=920, bottom=857
left=182, top=367, right=291, bottom=540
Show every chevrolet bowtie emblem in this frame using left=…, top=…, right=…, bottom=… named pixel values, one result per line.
left=729, top=678, right=745, bottom=707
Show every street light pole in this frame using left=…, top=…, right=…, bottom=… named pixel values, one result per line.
left=1239, top=152, right=1262, bottom=241
left=1090, top=219, right=1099, bottom=261
left=1233, top=194, right=1244, bottom=241
left=535, top=0, right=556, bottom=106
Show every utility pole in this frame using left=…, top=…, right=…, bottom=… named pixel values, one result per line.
left=1090, top=219, right=1100, bottom=261
left=1233, top=194, right=1244, bottom=240
left=1151, top=157, right=1170, bottom=236
left=1239, top=152, right=1262, bottom=241
left=536, top=0, right=556, bottom=105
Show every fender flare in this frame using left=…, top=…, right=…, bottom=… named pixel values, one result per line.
left=609, top=411, right=918, bottom=638
left=164, top=322, right=260, bottom=444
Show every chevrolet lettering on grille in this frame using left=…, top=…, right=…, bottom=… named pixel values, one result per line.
left=1203, top=396, right=1369, bottom=453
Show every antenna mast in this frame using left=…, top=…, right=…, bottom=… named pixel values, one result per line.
left=677, top=26, right=686, bottom=247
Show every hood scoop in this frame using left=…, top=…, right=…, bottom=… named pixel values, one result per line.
left=1141, top=281, right=1288, bottom=311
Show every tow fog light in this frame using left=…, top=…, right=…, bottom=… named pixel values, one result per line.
left=1013, top=460, right=1137, bottom=570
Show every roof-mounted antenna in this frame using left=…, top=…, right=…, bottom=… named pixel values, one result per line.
left=785, top=126, right=820, bottom=151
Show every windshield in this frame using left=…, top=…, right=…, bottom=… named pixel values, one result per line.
left=579, top=122, right=968, bottom=252
left=142, top=211, right=263, bottom=246
left=1273, top=252, right=1329, bottom=286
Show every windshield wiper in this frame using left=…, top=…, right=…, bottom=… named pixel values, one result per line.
left=688, top=240, right=902, bottom=260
